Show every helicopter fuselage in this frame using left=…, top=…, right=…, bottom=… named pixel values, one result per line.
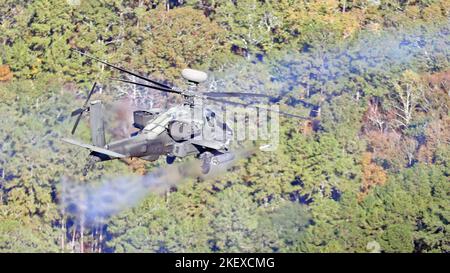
left=111, top=103, right=230, bottom=156
left=65, top=50, right=309, bottom=175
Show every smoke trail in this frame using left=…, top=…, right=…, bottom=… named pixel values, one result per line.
left=104, top=98, right=136, bottom=139
left=208, top=20, right=450, bottom=103
left=60, top=159, right=202, bottom=226
left=60, top=148, right=256, bottom=226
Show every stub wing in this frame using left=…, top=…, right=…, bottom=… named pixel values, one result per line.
left=191, top=139, right=227, bottom=151
left=61, top=138, right=126, bottom=158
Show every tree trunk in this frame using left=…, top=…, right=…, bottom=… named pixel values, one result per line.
left=80, top=219, right=84, bottom=253
left=61, top=217, right=66, bottom=252
left=71, top=226, right=76, bottom=253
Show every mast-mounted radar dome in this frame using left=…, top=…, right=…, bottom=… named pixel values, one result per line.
left=181, top=68, right=208, bottom=84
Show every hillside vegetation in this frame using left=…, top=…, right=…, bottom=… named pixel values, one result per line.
left=0, top=0, right=449, bottom=252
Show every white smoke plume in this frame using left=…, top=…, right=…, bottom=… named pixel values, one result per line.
left=208, top=20, right=450, bottom=101
left=59, top=148, right=255, bottom=226
left=60, top=159, right=202, bottom=226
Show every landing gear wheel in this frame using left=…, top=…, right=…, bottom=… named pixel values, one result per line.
left=166, top=155, right=176, bottom=165
left=200, top=152, right=213, bottom=174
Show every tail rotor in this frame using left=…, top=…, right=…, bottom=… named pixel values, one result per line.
left=71, top=82, right=97, bottom=135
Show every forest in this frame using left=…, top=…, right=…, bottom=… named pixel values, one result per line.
left=0, top=0, right=449, bottom=253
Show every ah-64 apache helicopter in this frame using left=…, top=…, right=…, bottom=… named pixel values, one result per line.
left=63, top=50, right=310, bottom=175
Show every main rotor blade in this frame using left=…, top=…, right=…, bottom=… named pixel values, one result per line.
left=72, top=49, right=172, bottom=89
left=205, top=97, right=311, bottom=120
left=83, top=82, right=97, bottom=107
left=71, top=112, right=83, bottom=135
left=205, top=97, right=248, bottom=107
left=111, top=78, right=182, bottom=95
left=71, top=82, right=97, bottom=135
left=203, top=91, right=274, bottom=98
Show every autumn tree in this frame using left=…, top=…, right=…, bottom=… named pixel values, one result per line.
left=0, top=65, right=12, bottom=81
left=358, top=152, right=387, bottom=202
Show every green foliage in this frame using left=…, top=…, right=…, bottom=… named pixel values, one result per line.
left=257, top=202, right=311, bottom=252
left=0, top=0, right=448, bottom=253
left=128, top=6, right=229, bottom=80
left=381, top=224, right=414, bottom=252
left=207, top=185, right=260, bottom=252
left=0, top=219, right=59, bottom=253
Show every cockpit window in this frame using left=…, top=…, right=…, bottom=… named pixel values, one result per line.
left=205, top=109, right=216, bottom=127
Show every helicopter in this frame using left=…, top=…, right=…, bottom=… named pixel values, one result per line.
left=63, top=50, right=311, bottom=175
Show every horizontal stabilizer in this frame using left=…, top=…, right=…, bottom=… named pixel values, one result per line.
left=191, top=139, right=225, bottom=150
left=61, top=138, right=126, bottom=158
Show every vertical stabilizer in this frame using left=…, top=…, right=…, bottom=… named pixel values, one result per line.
left=90, top=100, right=106, bottom=147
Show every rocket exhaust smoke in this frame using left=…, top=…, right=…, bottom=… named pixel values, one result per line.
left=208, top=20, right=449, bottom=102
left=60, top=148, right=254, bottom=226
left=60, top=160, right=202, bottom=225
